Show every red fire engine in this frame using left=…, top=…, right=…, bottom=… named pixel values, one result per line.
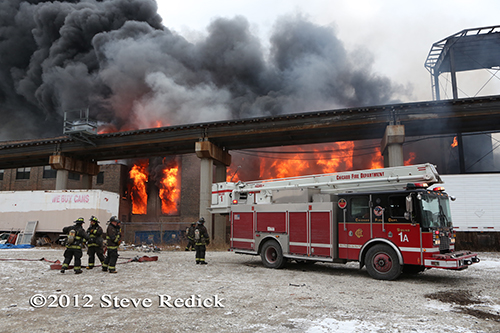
left=210, top=163, right=480, bottom=280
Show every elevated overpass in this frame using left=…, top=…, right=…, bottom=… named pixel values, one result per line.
left=1, top=94, right=500, bottom=170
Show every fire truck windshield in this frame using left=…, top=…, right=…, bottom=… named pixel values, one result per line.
left=418, top=192, right=453, bottom=228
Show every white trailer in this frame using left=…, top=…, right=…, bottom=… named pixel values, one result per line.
left=439, top=174, right=500, bottom=232
left=0, top=190, right=120, bottom=243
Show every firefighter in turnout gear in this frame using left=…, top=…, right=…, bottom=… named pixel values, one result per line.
left=195, top=217, right=210, bottom=264
left=61, top=217, right=89, bottom=274
left=185, top=221, right=196, bottom=251
left=103, top=216, right=121, bottom=273
left=86, top=216, right=105, bottom=269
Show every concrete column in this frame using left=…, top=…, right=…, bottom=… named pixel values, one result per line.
left=195, top=141, right=231, bottom=243
left=55, top=169, right=69, bottom=190
left=213, top=164, right=227, bottom=243
left=199, top=157, right=213, bottom=235
left=381, top=125, right=405, bottom=167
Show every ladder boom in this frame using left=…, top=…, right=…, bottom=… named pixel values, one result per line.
left=210, top=163, right=441, bottom=213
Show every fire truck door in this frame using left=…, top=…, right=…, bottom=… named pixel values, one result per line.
left=340, top=195, right=372, bottom=260
left=289, top=211, right=309, bottom=255
left=309, top=211, right=332, bottom=257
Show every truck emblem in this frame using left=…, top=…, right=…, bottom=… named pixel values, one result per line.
left=338, top=198, right=347, bottom=209
left=355, top=228, right=363, bottom=238
left=373, top=206, right=383, bottom=217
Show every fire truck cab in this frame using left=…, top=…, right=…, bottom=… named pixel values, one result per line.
left=210, top=164, right=480, bottom=280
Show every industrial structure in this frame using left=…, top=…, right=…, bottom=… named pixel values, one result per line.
left=425, top=25, right=500, bottom=173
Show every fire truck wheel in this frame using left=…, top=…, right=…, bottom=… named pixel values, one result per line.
left=365, top=244, right=402, bottom=280
left=261, top=240, right=286, bottom=269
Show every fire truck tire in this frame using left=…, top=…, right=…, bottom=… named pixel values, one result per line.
left=261, top=240, right=286, bottom=269
left=365, top=244, right=402, bottom=280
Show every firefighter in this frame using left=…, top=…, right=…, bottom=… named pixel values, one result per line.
left=194, top=217, right=210, bottom=264
left=185, top=221, right=196, bottom=251
left=86, top=216, right=105, bottom=269
left=61, top=217, right=89, bottom=274
left=102, top=216, right=121, bottom=274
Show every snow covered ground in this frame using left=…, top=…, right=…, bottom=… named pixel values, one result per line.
left=0, top=248, right=499, bottom=332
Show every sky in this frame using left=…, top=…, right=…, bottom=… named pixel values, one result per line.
left=156, top=0, right=500, bottom=102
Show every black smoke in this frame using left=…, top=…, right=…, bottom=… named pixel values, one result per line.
left=0, top=0, right=409, bottom=140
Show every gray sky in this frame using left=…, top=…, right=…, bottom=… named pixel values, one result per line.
left=157, top=0, right=500, bottom=102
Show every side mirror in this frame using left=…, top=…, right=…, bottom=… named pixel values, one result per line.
left=450, top=196, right=456, bottom=201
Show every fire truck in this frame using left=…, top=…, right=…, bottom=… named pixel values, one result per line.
left=210, top=163, right=480, bottom=280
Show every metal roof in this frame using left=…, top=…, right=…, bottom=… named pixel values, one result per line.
left=425, top=25, right=500, bottom=75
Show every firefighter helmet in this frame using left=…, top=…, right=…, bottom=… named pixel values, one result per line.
left=197, top=217, right=205, bottom=224
left=74, top=217, right=85, bottom=224
left=109, top=216, right=121, bottom=224
left=90, top=216, right=99, bottom=223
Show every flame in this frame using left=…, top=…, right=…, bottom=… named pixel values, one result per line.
left=227, top=141, right=384, bottom=181
left=451, top=136, right=458, bottom=148
left=158, top=161, right=180, bottom=215
left=97, top=119, right=169, bottom=134
left=153, top=120, right=164, bottom=128
left=369, top=146, right=384, bottom=169
left=257, top=142, right=360, bottom=179
left=129, top=160, right=149, bottom=214
left=404, top=152, right=416, bottom=166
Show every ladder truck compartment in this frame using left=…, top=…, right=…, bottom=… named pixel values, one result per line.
left=210, top=163, right=480, bottom=280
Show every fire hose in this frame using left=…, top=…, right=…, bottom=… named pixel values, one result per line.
left=0, top=256, right=158, bottom=269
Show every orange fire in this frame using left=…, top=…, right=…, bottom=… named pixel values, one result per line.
left=129, top=160, right=149, bottom=214
left=228, top=141, right=385, bottom=181
left=404, top=152, right=416, bottom=166
left=158, top=162, right=180, bottom=214
left=97, top=120, right=168, bottom=134
left=369, top=146, right=384, bottom=169
left=129, top=158, right=181, bottom=215
left=315, top=141, right=355, bottom=174
left=451, top=136, right=458, bottom=148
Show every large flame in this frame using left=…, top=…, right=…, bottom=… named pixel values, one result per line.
left=158, top=160, right=180, bottom=215
left=129, top=160, right=149, bottom=215
left=228, top=141, right=384, bottom=181
left=129, top=158, right=181, bottom=216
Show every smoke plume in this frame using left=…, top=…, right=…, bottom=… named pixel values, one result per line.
left=0, top=0, right=409, bottom=140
